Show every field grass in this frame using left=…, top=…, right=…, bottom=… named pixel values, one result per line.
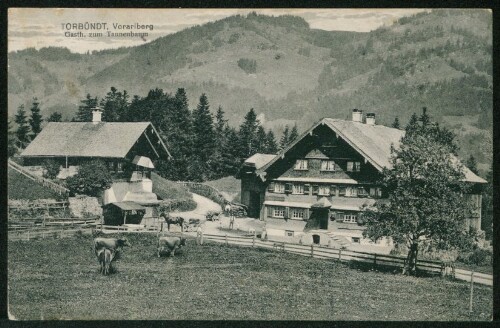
left=204, top=176, right=241, bottom=202
left=8, top=233, right=492, bottom=321
left=151, top=172, right=196, bottom=211
left=8, top=167, right=62, bottom=201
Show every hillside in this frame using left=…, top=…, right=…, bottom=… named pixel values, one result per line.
left=8, top=9, right=493, bottom=171
left=8, top=166, right=63, bottom=200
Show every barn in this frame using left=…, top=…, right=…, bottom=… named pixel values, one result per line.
left=20, top=108, right=172, bottom=225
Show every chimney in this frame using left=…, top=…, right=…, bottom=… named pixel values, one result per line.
left=92, top=106, right=102, bottom=124
left=352, top=109, right=363, bottom=123
left=365, top=113, right=376, bottom=125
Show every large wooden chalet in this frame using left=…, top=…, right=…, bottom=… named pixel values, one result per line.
left=238, top=109, right=486, bottom=247
left=20, top=108, right=172, bottom=225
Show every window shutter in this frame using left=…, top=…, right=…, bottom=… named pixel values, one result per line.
left=304, top=184, right=311, bottom=194
left=312, top=185, right=319, bottom=195
left=285, top=183, right=292, bottom=194
left=304, top=208, right=309, bottom=220
left=268, top=182, right=275, bottom=192
left=339, top=186, right=346, bottom=196
left=267, top=206, right=273, bottom=218
left=285, top=207, right=290, bottom=219
left=336, top=212, right=345, bottom=222
left=330, top=185, right=337, bottom=196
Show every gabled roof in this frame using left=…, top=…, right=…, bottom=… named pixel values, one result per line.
left=21, top=122, right=170, bottom=159
left=256, top=118, right=486, bottom=184
left=243, top=153, right=276, bottom=170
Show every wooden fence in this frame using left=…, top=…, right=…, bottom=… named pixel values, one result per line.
left=200, top=233, right=493, bottom=286
left=8, top=225, right=94, bottom=241
left=8, top=159, right=70, bottom=196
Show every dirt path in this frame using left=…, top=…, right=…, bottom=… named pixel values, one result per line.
left=172, top=193, right=221, bottom=220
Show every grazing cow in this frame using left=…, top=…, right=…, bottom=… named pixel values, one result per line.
left=93, top=237, right=130, bottom=258
left=161, top=213, right=185, bottom=232
left=97, top=248, right=115, bottom=275
left=157, top=236, right=187, bottom=257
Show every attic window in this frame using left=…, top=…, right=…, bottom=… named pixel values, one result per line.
left=294, top=160, right=308, bottom=170
left=347, top=161, right=361, bottom=172
left=320, top=160, right=336, bottom=171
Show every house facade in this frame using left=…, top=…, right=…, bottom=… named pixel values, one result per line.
left=239, top=109, right=485, bottom=248
left=20, top=109, right=172, bottom=224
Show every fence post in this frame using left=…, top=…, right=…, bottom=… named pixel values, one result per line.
left=373, top=254, right=377, bottom=269
left=469, top=271, right=474, bottom=314
left=225, top=234, right=228, bottom=246
left=200, top=230, right=204, bottom=245
left=311, top=244, right=314, bottom=257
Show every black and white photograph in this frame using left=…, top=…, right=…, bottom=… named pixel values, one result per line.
left=6, top=7, right=494, bottom=320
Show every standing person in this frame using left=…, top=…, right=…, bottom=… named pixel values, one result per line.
left=224, top=203, right=231, bottom=216
left=229, top=210, right=235, bottom=230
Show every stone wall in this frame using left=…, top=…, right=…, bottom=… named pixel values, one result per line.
left=69, top=195, right=102, bottom=218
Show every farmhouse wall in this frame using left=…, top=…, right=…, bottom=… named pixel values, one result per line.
left=69, top=195, right=102, bottom=218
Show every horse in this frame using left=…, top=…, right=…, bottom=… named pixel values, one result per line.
left=160, top=213, right=185, bottom=232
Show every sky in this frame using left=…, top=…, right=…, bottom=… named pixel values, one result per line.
left=8, top=8, right=428, bottom=53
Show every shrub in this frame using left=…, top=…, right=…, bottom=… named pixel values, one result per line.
left=457, top=247, right=493, bottom=266
left=66, top=160, right=112, bottom=197
left=228, top=33, right=240, bottom=44
left=237, top=58, right=257, bottom=74
left=42, top=159, right=60, bottom=179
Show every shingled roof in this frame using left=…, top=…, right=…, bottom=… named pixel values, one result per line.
left=257, top=118, right=485, bottom=184
left=21, top=122, right=170, bottom=158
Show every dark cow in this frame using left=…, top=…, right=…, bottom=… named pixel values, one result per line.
left=161, top=213, right=185, bottom=232
left=97, top=248, right=115, bottom=275
left=157, top=236, right=187, bottom=257
left=93, top=237, right=131, bottom=257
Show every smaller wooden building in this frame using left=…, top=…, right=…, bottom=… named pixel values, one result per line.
left=102, top=201, right=147, bottom=226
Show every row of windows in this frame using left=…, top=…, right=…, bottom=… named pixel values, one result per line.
left=269, top=182, right=382, bottom=198
left=272, top=207, right=305, bottom=220
left=269, top=206, right=358, bottom=224
left=294, top=159, right=361, bottom=172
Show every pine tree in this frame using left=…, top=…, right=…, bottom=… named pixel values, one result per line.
left=215, top=106, right=227, bottom=135
left=279, top=125, right=290, bottom=150
left=256, top=125, right=267, bottom=153
left=15, top=105, right=31, bottom=148
left=465, top=155, right=479, bottom=175
left=29, top=98, right=43, bottom=138
left=237, top=108, right=259, bottom=160
left=47, top=112, right=62, bottom=122
left=76, top=94, right=98, bottom=122
left=392, top=117, right=400, bottom=129
left=191, top=93, right=216, bottom=180
left=419, top=107, right=431, bottom=127
left=100, top=87, right=129, bottom=122
left=289, top=124, right=299, bottom=145
left=265, top=130, right=278, bottom=154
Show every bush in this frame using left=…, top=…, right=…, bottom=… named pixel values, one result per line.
left=42, top=159, right=60, bottom=179
left=228, top=33, right=240, bottom=44
left=66, top=160, right=112, bottom=197
left=457, top=247, right=492, bottom=266
left=237, top=58, right=257, bottom=74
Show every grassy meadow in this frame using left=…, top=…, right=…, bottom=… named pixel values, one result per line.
left=8, top=232, right=492, bottom=321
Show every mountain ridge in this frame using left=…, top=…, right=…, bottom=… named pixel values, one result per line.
left=8, top=9, right=492, bottom=171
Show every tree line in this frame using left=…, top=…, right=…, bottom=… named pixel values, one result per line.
left=10, top=87, right=300, bottom=182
